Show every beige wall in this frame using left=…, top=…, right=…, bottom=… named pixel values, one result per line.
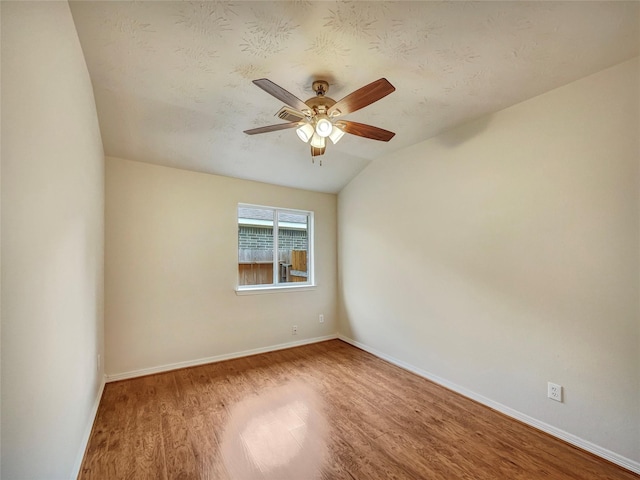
left=1, top=2, right=105, bottom=478
left=338, top=58, right=639, bottom=464
left=105, top=157, right=337, bottom=377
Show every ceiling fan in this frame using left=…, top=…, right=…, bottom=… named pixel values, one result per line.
left=244, top=78, right=396, bottom=159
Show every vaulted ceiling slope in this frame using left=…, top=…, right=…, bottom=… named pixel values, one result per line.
left=69, top=1, right=639, bottom=193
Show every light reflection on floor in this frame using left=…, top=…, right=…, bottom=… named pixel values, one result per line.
left=221, top=381, right=328, bottom=479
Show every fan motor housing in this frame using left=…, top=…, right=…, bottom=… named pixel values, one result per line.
left=305, top=80, right=335, bottom=114
left=305, top=96, right=336, bottom=113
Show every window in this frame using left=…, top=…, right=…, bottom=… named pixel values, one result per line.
left=237, top=204, right=314, bottom=291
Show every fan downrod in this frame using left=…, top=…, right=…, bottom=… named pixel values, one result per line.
left=312, top=80, right=329, bottom=97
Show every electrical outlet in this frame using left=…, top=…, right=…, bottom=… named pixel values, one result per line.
left=292, top=325, right=298, bottom=335
left=548, top=382, right=562, bottom=402
left=319, top=314, right=324, bottom=323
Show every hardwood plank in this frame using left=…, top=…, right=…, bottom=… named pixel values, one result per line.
left=79, top=340, right=639, bottom=480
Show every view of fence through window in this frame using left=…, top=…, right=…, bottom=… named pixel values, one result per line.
left=238, top=205, right=310, bottom=286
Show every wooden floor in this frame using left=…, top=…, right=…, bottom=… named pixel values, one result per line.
left=80, top=340, right=638, bottom=479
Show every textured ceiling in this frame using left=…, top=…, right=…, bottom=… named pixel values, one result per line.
left=69, top=1, right=640, bottom=193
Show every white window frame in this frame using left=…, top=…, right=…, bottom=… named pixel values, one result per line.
left=236, top=203, right=315, bottom=295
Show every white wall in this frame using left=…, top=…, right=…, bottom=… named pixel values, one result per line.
left=338, top=58, right=639, bottom=466
left=1, top=2, right=105, bottom=478
left=105, top=157, right=337, bottom=377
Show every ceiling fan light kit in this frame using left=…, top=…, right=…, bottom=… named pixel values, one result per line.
left=315, top=115, right=333, bottom=137
left=296, top=122, right=314, bottom=143
left=244, top=77, right=396, bottom=161
left=329, top=123, right=345, bottom=145
left=310, top=133, right=326, bottom=149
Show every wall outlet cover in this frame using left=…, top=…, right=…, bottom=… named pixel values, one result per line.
left=548, top=382, right=562, bottom=402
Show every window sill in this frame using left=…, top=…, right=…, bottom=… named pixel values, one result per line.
left=235, top=284, right=317, bottom=295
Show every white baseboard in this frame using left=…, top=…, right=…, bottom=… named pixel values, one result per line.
left=338, top=334, right=640, bottom=475
left=71, top=374, right=106, bottom=479
left=106, top=334, right=339, bottom=383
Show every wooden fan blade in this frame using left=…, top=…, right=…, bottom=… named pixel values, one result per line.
left=328, top=78, right=395, bottom=116
left=244, top=122, right=300, bottom=135
left=253, top=79, right=309, bottom=112
left=341, top=121, right=395, bottom=142
left=311, top=145, right=326, bottom=157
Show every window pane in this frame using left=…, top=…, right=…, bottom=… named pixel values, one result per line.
left=238, top=204, right=313, bottom=289
left=238, top=207, right=274, bottom=286
left=278, top=211, right=309, bottom=284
